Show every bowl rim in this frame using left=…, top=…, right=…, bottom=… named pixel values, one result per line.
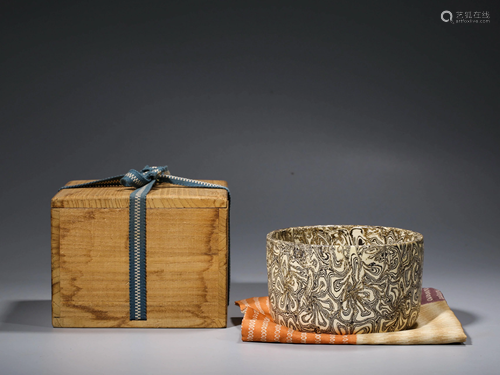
left=266, top=224, right=424, bottom=248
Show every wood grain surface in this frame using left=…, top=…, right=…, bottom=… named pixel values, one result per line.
left=51, top=180, right=229, bottom=328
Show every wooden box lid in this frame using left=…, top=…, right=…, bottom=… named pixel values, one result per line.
left=52, top=180, right=228, bottom=209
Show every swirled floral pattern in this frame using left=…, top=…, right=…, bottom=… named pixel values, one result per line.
left=267, top=225, right=424, bottom=334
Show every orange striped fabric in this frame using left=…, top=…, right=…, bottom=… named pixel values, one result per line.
left=235, top=288, right=467, bottom=345
left=235, top=296, right=356, bottom=344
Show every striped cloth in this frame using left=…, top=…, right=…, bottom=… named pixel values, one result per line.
left=235, top=288, right=467, bottom=345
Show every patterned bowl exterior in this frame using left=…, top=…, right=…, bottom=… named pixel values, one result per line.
left=267, top=225, right=424, bottom=335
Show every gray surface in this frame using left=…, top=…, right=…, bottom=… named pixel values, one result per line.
left=1, top=1, right=499, bottom=284
left=1, top=281, right=499, bottom=375
left=1, top=1, right=499, bottom=373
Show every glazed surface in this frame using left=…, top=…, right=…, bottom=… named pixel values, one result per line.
left=267, top=225, right=424, bottom=334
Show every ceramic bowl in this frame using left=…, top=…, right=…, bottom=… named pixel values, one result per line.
left=267, top=225, right=424, bottom=335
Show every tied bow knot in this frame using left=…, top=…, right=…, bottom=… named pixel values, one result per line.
left=120, top=165, right=169, bottom=189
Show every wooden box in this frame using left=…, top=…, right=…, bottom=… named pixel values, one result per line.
left=51, top=180, right=229, bottom=328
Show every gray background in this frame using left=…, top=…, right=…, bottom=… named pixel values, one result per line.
left=1, top=1, right=499, bottom=374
